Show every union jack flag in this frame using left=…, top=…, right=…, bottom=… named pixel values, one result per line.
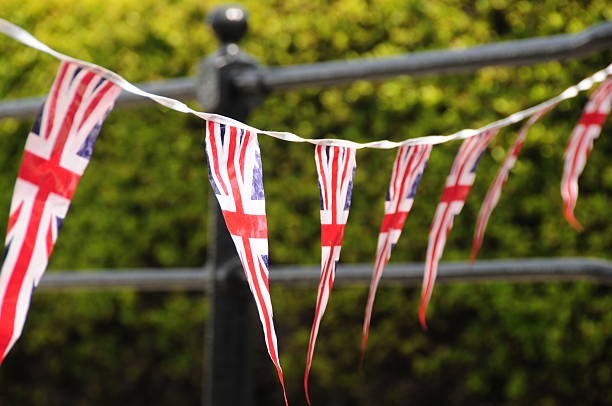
left=304, top=145, right=356, bottom=404
left=361, top=144, right=431, bottom=356
left=471, top=106, right=555, bottom=261
left=561, top=78, right=612, bottom=231
left=0, top=61, right=121, bottom=363
left=204, top=121, right=287, bottom=405
left=421, top=128, right=498, bottom=328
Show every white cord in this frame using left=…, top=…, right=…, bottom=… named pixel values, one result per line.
left=1, top=18, right=610, bottom=149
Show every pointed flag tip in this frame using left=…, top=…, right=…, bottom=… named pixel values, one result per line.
left=284, top=392, right=290, bottom=406
left=420, top=319, right=429, bottom=331
left=570, top=222, right=584, bottom=232
left=304, top=378, right=312, bottom=405
left=360, top=329, right=369, bottom=360
left=359, top=343, right=367, bottom=370
left=277, top=368, right=288, bottom=406
left=419, top=307, right=429, bottom=331
left=470, top=240, right=481, bottom=263
left=564, top=209, right=584, bottom=232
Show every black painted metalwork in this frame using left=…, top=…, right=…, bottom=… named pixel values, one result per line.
left=198, top=5, right=263, bottom=406
left=37, top=258, right=612, bottom=291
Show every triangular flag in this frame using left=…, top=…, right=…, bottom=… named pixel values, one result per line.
left=361, top=144, right=431, bottom=356
left=204, top=121, right=288, bottom=406
left=471, top=105, right=556, bottom=260
left=0, top=61, right=121, bottom=363
left=561, top=78, right=612, bottom=231
left=304, top=145, right=356, bottom=404
left=421, top=128, right=498, bottom=328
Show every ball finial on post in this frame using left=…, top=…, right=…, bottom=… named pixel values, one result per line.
left=199, top=3, right=264, bottom=120
left=207, top=4, right=249, bottom=45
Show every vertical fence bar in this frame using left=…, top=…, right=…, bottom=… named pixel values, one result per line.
left=199, top=5, right=266, bottom=405
left=204, top=200, right=255, bottom=406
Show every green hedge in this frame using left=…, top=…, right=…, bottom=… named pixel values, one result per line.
left=0, top=0, right=611, bottom=404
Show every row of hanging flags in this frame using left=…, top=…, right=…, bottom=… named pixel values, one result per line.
left=1, top=18, right=612, bottom=405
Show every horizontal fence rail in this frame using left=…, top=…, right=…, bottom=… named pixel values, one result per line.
left=0, top=77, right=197, bottom=120
left=238, top=21, right=612, bottom=91
left=1, top=21, right=611, bottom=120
left=37, top=258, right=612, bottom=291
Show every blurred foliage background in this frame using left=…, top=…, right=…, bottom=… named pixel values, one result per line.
left=0, top=0, right=611, bottom=404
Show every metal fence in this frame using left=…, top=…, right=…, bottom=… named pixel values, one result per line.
left=1, top=5, right=612, bottom=406
left=36, top=258, right=612, bottom=291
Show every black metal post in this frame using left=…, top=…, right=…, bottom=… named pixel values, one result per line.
left=198, top=5, right=266, bottom=406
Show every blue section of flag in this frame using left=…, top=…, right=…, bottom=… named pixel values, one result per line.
left=2, top=240, right=11, bottom=267
left=219, top=124, right=226, bottom=144
left=344, top=167, right=355, bottom=210
left=407, top=171, right=423, bottom=198
left=70, top=67, right=83, bottom=84
left=93, top=78, right=105, bottom=91
left=31, top=103, right=45, bottom=136
left=471, top=150, right=485, bottom=173
left=207, top=162, right=221, bottom=195
left=251, top=151, right=265, bottom=200
left=76, top=121, right=102, bottom=159
left=317, top=180, right=324, bottom=209
left=261, top=254, right=269, bottom=269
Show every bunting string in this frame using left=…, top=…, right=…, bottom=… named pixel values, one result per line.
left=1, top=18, right=611, bottom=150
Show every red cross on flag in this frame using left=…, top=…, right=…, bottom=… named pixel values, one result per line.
left=471, top=105, right=556, bottom=261
left=361, top=144, right=431, bottom=356
left=304, top=145, right=356, bottom=404
left=561, top=78, right=612, bottom=231
left=204, top=121, right=288, bottom=405
left=421, top=128, right=498, bottom=329
left=0, top=61, right=121, bottom=363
